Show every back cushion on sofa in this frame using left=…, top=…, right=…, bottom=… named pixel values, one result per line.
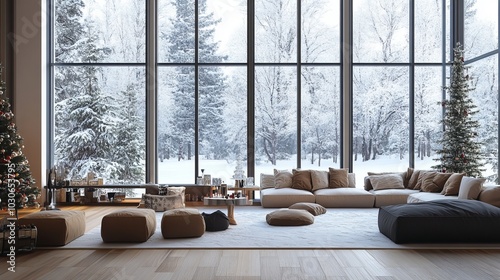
left=365, top=171, right=406, bottom=190
left=260, top=173, right=275, bottom=189
left=458, top=176, right=485, bottom=199
left=329, top=167, right=349, bottom=188
left=311, top=170, right=329, bottom=191
left=274, top=169, right=293, bottom=188
left=441, top=173, right=464, bottom=196
left=419, top=172, right=452, bottom=193
left=478, top=186, right=500, bottom=207
left=292, top=169, right=313, bottom=191
left=369, top=174, right=405, bottom=190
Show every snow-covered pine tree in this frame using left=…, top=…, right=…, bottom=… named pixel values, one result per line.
left=0, top=65, right=39, bottom=208
left=55, top=19, right=114, bottom=179
left=164, top=0, right=227, bottom=161
left=111, top=83, right=145, bottom=183
left=432, top=43, right=483, bottom=177
left=198, top=0, right=228, bottom=160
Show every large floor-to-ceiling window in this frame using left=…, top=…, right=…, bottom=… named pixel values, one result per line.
left=49, top=0, right=500, bottom=191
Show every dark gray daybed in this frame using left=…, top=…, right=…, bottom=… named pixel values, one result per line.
left=378, top=199, right=500, bottom=244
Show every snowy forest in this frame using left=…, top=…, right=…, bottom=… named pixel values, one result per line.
left=52, top=0, right=499, bottom=189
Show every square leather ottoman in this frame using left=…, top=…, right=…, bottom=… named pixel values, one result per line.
left=101, top=208, right=156, bottom=243
left=161, top=208, right=205, bottom=238
left=19, top=210, right=86, bottom=246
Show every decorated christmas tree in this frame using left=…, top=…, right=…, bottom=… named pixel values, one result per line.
left=0, top=64, right=39, bottom=208
left=433, top=43, right=484, bottom=177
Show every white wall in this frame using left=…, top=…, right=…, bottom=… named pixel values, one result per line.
left=12, top=0, right=45, bottom=203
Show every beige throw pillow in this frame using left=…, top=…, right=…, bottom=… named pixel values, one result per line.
left=369, top=174, right=405, bottom=190
left=348, top=173, right=356, bottom=188
left=441, top=173, right=464, bottom=196
left=420, top=172, right=452, bottom=193
left=408, top=170, right=423, bottom=190
left=260, top=173, right=275, bottom=189
left=478, top=186, right=500, bottom=207
left=274, top=169, right=293, bottom=189
left=292, top=169, right=313, bottom=191
left=365, top=172, right=405, bottom=190
left=329, top=167, right=349, bottom=188
left=458, top=177, right=485, bottom=199
left=310, top=170, right=329, bottom=191
left=166, top=186, right=186, bottom=207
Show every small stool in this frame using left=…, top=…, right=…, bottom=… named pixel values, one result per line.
left=101, top=208, right=156, bottom=243
left=19, top=210, right=86, bottom=246
left=161, top=208, right=205, bottom=238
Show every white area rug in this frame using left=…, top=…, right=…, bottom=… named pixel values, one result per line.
left=58, top=207, right=500, bottom=250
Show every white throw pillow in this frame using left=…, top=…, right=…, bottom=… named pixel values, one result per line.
left=458, top=176, right=486, bottom=200
left=260, top=173, right=275, bottom=189
left=311, top=170, right=329, bottom=191
left=274, top=169, right=293, bottom=189
left=369, top=174, right=405, bottom=190
left=348, top=173, right=356, bottom=188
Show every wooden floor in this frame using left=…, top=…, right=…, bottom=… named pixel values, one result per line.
left=1, top=206, right=500, bottom=279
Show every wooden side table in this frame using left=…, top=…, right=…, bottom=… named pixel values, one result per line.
left=203, top=197, right=247, bottom=225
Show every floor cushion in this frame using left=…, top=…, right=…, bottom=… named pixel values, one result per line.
left=202, top=210, right=230, bottom=231
left=378, top=199, right=500, bottom=244
left=161, top=208, right=205, bottom=238
left=101, top=208, right=156, bottom=243
left=289, top=202, right=326, bottom=216
left=266, top=209, right=314, bottom=226
left=19, top=210, right=85, bottom=246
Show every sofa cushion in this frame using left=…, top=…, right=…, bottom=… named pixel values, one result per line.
left=441, top=173, right=464, bottom=196
left=260, top=187, right=316, bottom=208
left=289, top=202, right=326, bottom=216
left=408, top=169, right=423, bottom=190
left=143, top=183, right=161, bottom=195
left=478, top=186, right=500, bottom=207
left=266, top=209, right=314, bottom=226
left=166, top=186, right=186, bottom=207
left=419, top=172, right=452, bottom=193
left=314, top=188, right=375, bottom=208
left=329, top=167, right=349, bottom=188
left=292, top=169, right=313, bottom=191
left=458, top=176, right=485, bottom=200
left=274, top=169, right=293, bottom=189
left=311, top=170, right=329, bottom=191
left=260, top=173, right=275, bottom=190
left=348, top=173, right=356, bottom=188
left=365, top=171, right=406, bottom=190
left=369, top=174, right=405, bottom=190
left=407, top=192, right=459, bottom=203
left=370, top=189, right=420, bottom=207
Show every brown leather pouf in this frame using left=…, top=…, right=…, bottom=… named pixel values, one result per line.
left=161, top=208, right=205, bottom=238
left=101, top=208, right=156, bottom=243
left=20, top=210, right=86, bottom=246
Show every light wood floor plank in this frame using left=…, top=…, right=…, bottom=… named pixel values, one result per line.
left=2, top=206, right=500, bottom=279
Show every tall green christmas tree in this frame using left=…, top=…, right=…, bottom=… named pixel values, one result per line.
left=0, top=64, right=39, bottom=208
left=433, top=43, right=484, bottom=177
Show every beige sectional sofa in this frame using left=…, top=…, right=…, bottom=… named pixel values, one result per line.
left=260, top=168, right=500, bottom=208
left=260, top=169, right=375, bottom=208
